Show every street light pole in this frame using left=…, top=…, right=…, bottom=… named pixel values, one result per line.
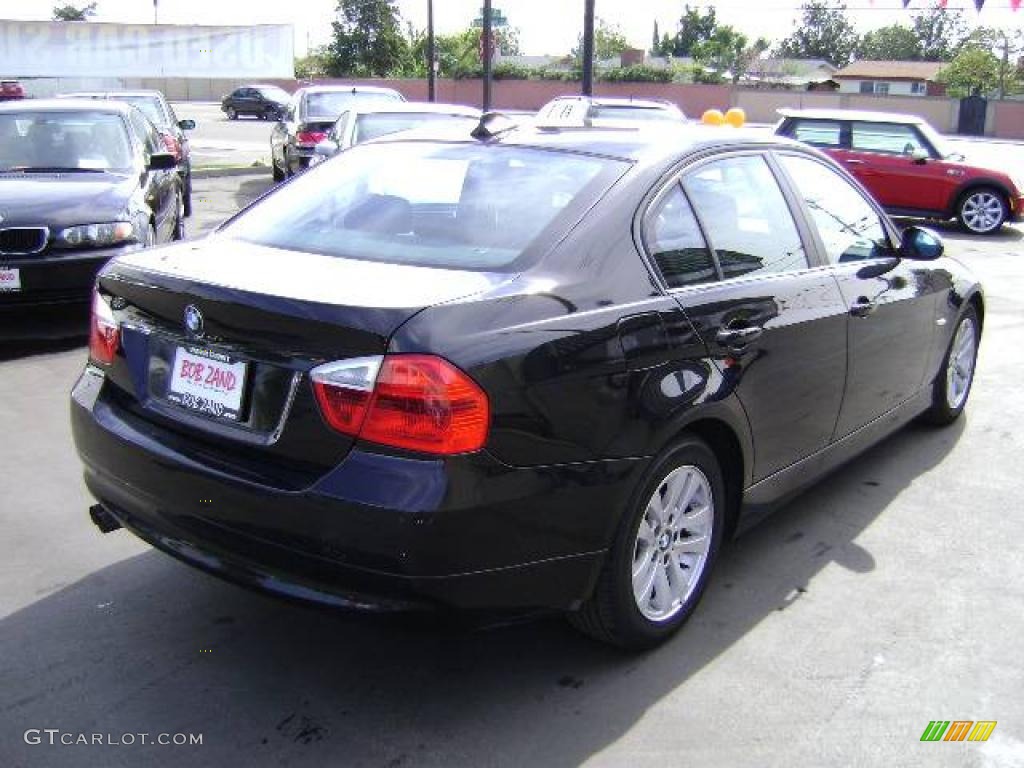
left=582, top=0, right=595, bottom=96
left=482, top=0, right=493, bottom=111
left=427, top=0, right=436, bottom=102
left=153, top=0, right=158, bottom=25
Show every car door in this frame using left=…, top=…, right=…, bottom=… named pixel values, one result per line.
left=128, top=109, right=175, bottom=241
left=660, top=152, right=849, bottom=482
left=845, top=121, right=948, bottom=212
left=774, top=152, right=939, bottom=438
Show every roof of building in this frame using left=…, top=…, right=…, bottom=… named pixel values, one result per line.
left=833, top=60, right=947, bottom=81
left=746, top=58, right=838, bottom=77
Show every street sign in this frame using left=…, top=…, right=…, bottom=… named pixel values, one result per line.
left=472, top=7, right=508, bottom=28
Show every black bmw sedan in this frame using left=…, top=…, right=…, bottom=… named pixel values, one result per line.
left=0, top=99, right=182, bottom=315
left=71, top=120, right=982, bottom=649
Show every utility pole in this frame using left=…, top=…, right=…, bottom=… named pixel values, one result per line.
left=427, top=0, right=436, bottom=102
left=153, top=0, right=158, bottom=24
left=482, top=0, right=493, bottom=111
left=582, top=0, right=595, bottom=96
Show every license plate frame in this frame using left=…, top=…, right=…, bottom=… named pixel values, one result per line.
left=166, top=345, right=248, bottom=422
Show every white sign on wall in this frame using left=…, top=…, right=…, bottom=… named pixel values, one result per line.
left=0, top=21, right=294, bottom=78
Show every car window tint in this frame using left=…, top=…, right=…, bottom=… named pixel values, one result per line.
left=791, top=119, right=841, bottom=147
left=646, top=185, right=717, bottom=288
left=222, top=142, right=622, bottom=271
left=779, top=155, right=891, bottom=264
left=0, top=111, right=133, bottom=171
left=851, top=122, right=928, bottom=155
left=684, top=155, right=808, bottom=279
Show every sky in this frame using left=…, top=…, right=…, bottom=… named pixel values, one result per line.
left=1, top=0, right=1020, bottom=56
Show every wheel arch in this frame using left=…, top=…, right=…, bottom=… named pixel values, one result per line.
left=675, top=416, right=748, bottom=540
left=950, top=179, right=1013, bottom=217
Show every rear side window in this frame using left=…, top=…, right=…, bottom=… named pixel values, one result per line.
left=222, top=142, right=622, bottom=271
left=851, top=122, right=928, bottom=155
left=790, top=119, right=842, bottom=148
left=778, top=155, right=891, bottom=264
left=646, top=185, right=716, bottom=288
left=684, top=155, right=809, bottom=279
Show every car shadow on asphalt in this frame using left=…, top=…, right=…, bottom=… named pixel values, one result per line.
left=234, top=177, right=275, bottom=212
left=0, top=417, right=965, bottom=767
left=0, top=306, right=88, bottom=361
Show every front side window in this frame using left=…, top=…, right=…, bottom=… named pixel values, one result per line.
left=221, top=142, right=622, bottom=271
left=646, top=185, right=716, bottom=288
left=0, top=111, right=133, bottom=172
left=683, top=155, right=808, bottom=279
left=852, top=121, right=928, bottom=155
left=779, top=155, right=891, bottom=264
left=121, top=96, right=166, bottom=127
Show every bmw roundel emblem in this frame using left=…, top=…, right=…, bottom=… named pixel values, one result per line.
left=184, top=304, right=204, bottom=338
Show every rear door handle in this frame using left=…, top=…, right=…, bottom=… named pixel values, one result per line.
left=844, top=159, right=865, bottom=166
left=850, top=297, right=877, bottom=318
left=716, top=326, right=763, bottom=349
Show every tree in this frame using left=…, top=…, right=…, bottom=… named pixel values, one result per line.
left=912, top=5, right=969, bottom=62
left=498, top=26, right=522, bottom=57
left=52, top=2, right=96, bottom=21
left=326, top=0, right=409, bottom=77
left=967, top=27, right=1024, bottom=98
left=691, top=27, right=768, bottom=84
left=651, top=20, right=660, bottom=57
left=776, top=2, right=860, bottom=68
left=572, top=18, right=630, bottom=62
left=938, top=47, right=1001, bottom=97
left=857, top=25, right=922, bottom=61
left=667, top=5, right=718, bottom=57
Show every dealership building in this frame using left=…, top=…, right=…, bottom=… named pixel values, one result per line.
left=0, top=20, right=294, bottom=100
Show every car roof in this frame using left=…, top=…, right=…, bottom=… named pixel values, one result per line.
left=300, top=84, right=403, bottom=96
left=348, top=102, right=479, bottom=117
left=0, top=97, right=134, bottom=115
left=376, top=120, right=800, bottom=165
left=547, top=95, right=679, bottom=109
left=777, top=108, right=925, bottom=125
left=61, top=90, right=165, bottom=100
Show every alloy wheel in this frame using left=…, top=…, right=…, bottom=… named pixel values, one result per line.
left=960, top=192, right=1004, bottom=234
left=946, top=316, right=977, bottom=410
left=631, top=465, right=714, bottom=622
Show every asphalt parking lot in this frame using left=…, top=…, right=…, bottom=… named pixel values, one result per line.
left=1, top=170, right=1023, bottom=768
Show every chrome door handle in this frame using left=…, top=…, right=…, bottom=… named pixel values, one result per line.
left=844, top=159, right=865, bottom=166
left=716, top=326, right=763, bottom=349
left=850, top=297, right=877, bottom=318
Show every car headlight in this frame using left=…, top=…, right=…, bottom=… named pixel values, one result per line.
left=55, top=222, right=136, bottom=249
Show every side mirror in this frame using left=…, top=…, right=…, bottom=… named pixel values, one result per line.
left=314, top=139, right=337, bottom=158
left=910, top=148, right=929, bottom=164
left=899, top=226, right=944, bottom=261
left=147, top=152, right=177, bottom=171
left=178, top=119, right=196, bottom=131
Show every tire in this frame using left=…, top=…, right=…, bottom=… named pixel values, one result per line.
left=171, top=190, right=186, bottom=241
left=921, top=305, right=980, bottom=426
left=263, top=107, right=277, bottom=121
left=957, top=188, right=1007, bottom=235
left=226, top=107, right=237, bottom=121
left=568, top=435, right=726, bottom=650
left=182, top=170, right=193, bottom=218
left=272, top=153, right=285, bottom=182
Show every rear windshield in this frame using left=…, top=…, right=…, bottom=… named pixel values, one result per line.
left=0, top=111, right=133, bottom=172
left=222, top=142, right=622, bottom=270
left=353, top=113, right=477, bottom=145
left=304, top=90, right=402, bottom=120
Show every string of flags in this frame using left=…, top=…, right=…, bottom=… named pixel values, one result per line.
left=891, top=1, right=1021, bottom=9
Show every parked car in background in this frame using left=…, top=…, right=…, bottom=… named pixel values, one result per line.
left=309, top=102, right=480, bottom=167
left=775, top=108, right=1024, bottom=235
left=221, top=84, right=291, bottom=121
left=537, top=95, right=687, bottom=125
left=60, top=90, right=196, bottom=217
left=0, top=99, right=182, bottom=316
left=72, top=119, right=982, bottom=650
left=270, top=85, right=406, bottom=179
left=1, top=79, right=25, bottom=101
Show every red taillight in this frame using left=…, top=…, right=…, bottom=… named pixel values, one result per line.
left=160, top=132, right=182, bottom=162
left=88, top=290, right=120, bottom=365
left=296, top=130, right=327, bottom=146
left=311, top=354, right=490, bottom=455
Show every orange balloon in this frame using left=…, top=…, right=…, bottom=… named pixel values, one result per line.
left=701, top=109, right=725, bottom=126
left=725, top=108, right=746, bottom=128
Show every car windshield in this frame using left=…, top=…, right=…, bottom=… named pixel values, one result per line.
left=353, top=113, right=477, bottom=145
left=916, top=121, right=957, bottom=159
left=0, top=111, right=133, bottom=172
left=305, top=90, right=402, bottom=120
left=221, top=142, right=622, bottom=270
left=118, top=96, right=166, bottom=127
left=592, top=105, right=682, bottom=121
left=258, top=86, right=290, bottom=102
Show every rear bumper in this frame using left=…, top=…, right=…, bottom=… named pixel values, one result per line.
left=71, top=367, right=645, bottom=612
